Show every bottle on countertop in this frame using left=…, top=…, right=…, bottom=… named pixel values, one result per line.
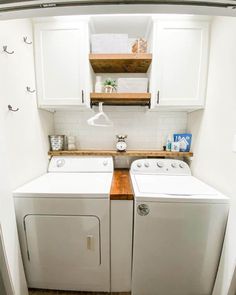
left=95, top=76, right=103, bottom=93
left=166, top=134, right=172, bottom=151
left=67, top=136, right=76, bottom=151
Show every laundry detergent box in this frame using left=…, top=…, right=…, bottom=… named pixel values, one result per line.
left=174, top=133, right=192, bottom=152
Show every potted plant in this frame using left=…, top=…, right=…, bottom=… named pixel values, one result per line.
left=103, top=78, right=117, bottom=93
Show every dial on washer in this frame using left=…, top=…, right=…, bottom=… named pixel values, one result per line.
left=157, top=161, right=164, bottom=168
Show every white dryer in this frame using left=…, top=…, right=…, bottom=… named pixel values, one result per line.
left=13, top=156, right=113, bottom=292
left=130, top=159, right=229, bottom=295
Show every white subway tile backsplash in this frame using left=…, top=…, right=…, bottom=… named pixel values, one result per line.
left=54, top=108, right=187, bottom=150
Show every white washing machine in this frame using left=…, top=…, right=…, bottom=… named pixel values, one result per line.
left=13, top=156, right=113, bottom=292
left=130, top=159, right=229, bottom=295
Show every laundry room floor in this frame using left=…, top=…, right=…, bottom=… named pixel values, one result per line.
left=29, top=289, right=130, bottom=295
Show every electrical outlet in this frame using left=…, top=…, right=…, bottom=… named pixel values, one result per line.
left=233, top=134, right=236, bottom=153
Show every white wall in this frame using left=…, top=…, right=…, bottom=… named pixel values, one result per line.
left=187, top=16, right=236, bottom=295
left=0, top=19, right=54, bottom=294
left=54, top=109, right=187, bottom=150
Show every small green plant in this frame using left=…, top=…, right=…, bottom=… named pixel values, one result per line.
left=103, top=78, right=117, bottom=89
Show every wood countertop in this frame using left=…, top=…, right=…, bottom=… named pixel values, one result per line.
left=110, top=169, right=134, bottom=200
left=48, top=150, right=193, bottom=158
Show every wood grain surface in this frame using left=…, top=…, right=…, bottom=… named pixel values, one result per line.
left=48, top=150, right=193, bottom=158
left=29, top=289, right=130, bottom=295
left=110, top=169, right=134, bottom=200
left=90, top=92, right=150, bottom=106
left=89, top=53, right=152, bottom=73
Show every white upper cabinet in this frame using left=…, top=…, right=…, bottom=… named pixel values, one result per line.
left=34, top=20, right=91, bottom=109
left=33, top=16, right=210, bottom=111
left=150, top=19, right=209, bottom=110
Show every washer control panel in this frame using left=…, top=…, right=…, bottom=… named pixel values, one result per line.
left=131, top=159, right=191, bottom=176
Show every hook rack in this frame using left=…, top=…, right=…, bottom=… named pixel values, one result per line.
left=26, top=86, right=36, bottom=93
left=3, top=46, right=14, bottom=54
left=23, top=36, right=32, bottom=45
left=8, top=105, right=19, bottom=112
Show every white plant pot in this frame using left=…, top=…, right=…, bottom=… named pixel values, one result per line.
left=104, top=85, right=115, bottom=93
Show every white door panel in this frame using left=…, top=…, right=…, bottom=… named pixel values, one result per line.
left=132, top=201, right=228, bottom=295
left=34, top=21, right=89, bottom=108
left=14, top=198, right=110, bottom=291
left=160, top=27, right=201, bottom=100
left=41, top=29, right=82, bottom=100
left=25, top=215, right=100, bottom=269
left=151, top=20, right=209, bottom=109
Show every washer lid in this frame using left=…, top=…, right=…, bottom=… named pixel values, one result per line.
left=13, top=172, right=113, bottom=198
left=132, top=175, right=229, bottom=203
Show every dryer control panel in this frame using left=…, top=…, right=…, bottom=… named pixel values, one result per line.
left=48, top=156, right=114, bottom=173
left=131, top=159, right=191, bottom=176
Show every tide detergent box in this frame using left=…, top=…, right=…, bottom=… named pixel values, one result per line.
left=174, top=133, right=192, bottom=152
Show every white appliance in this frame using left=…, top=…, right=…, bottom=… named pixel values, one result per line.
left=13, top=156, right=113, bottom=292
left=130, top=159, right=229, bottom=295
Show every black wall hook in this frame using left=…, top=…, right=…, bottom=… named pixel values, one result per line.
left=8, top=105, right=19, bottom=112
left=3, top=46, right=14, bottom=54
left=26, top=86, right=36, bottom=93
left=23, top=36, right=32, bottom=45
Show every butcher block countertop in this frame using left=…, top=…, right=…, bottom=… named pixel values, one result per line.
left=48, top=150, right=193, bottom=157
left=110, top=169, right=134, bottom=200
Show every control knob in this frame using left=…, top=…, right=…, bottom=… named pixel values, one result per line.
left=103, top=160, right=108, bottom=166
left=179, top=163, right=185, bottom=168
left=144, top=162, right=150, bottom=168
left=56, top=159, right=65, bottom=168
left=137, top=162, right=142, bottom=168
left=157, top=161, right=164, bottom=168
left=171, top=163, right=177, bottom=168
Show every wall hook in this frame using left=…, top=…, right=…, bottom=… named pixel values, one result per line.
left=23, top=36, right=32, bottom=45
left=3, top=46, right=14, bottom=54
left=26, top=86, right=36, bottom=93
left=8, top=105, right=19, bottom=112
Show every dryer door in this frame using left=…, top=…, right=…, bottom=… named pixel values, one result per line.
left=24, top=214, right=100, bottom=289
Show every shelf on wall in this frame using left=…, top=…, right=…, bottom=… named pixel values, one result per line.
left=90, top=92, right=151, bottom=107
left=48, top=150, right=193, bottom=158
left=89, top=53, right=152, bottom=73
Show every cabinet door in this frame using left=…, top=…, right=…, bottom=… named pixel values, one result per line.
left=34, top=22, right=88, bottom=108
left=151, top=20, right=209, bottom=108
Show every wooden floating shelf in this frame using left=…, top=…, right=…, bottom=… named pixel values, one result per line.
left=90, top=92, right=151, bottom=107
left=48, top=150, right=193, bottom=158
left=89, top=53, right=152, bottom=73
